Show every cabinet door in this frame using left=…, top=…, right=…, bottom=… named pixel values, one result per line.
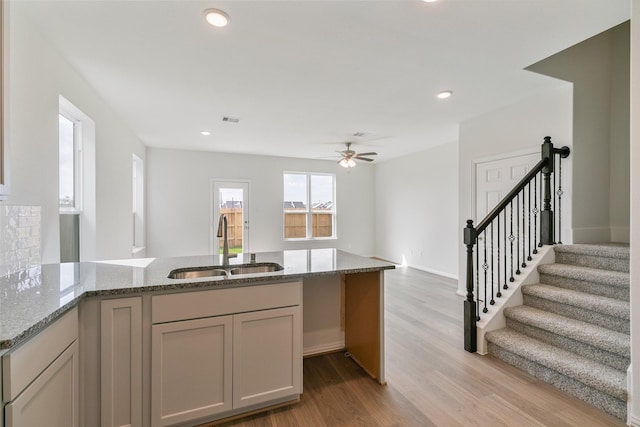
left=233, top=306, right=302, bottom=409
left=5, top=341, right=79, bottom=427
left=101, top=297, right=142, bottom=427
left=151, top=316, right=233, bottom=427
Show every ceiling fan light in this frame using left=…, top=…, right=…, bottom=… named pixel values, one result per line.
left=347, top=158, right=357, bottom=168
left=204, top=9, right=230, bottom=27
left=339, top=158, right=349, bottom=168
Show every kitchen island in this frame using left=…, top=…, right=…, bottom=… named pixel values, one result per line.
left=0, top=248, right=394, bottom=427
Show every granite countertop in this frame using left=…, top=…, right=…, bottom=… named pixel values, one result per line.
left=0, top=248, right=394, bottom=350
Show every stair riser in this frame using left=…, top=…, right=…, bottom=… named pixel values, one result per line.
left=523, top=295, right=629, bottom=334
left=539, top=273, right=629, bottom=301
left=555, top=252, right=629, bottom=273
left=488, top=343, right=626, bottom=420
left=506, top=319, right=630, bottom=371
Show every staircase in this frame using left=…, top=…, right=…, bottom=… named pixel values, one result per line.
left=485, top=244, right=630, bottom=420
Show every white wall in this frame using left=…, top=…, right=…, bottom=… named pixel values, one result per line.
left=629, top=2, right=639, bottom=425
left=374, top=142, right=459, bottom=278
left=146, top=147, right=375, bottom=257
left=9, top=7, right=145, bottom=262
left=528, top=22, right=631, bottom=243
left=457, top=84, right=573, bottom=293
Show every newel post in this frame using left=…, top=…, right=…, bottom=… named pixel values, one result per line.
left=540, top=136, right=571, bottom=246
left=463, top=219, right=477, bottom=352
left=540, top=137, right=555, bottom=245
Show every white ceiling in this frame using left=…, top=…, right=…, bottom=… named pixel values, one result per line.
left=15, top=0, right=630, bottom=163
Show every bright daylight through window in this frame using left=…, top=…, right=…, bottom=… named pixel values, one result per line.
left=283, top=173, right=335, bottom=239
left=59, top=113, right=78, bottom=210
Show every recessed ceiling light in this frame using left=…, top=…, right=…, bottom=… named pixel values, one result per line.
left=423, top=0, right=438, bottom=2
left=436, top=90, right=453, bottom=99
left=200, top=130, right=211, bottom=136
left=204, top=9, right=230, bottom=27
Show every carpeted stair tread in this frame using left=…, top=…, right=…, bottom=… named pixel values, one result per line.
left=554, top=244, right=629, bottom=273
left=486, top=329, right=627, bottom=401
left=503, top=306, right=629, bottom=358
left=522, top=284, right=629, bottom=320
left=537, top=264, right=629, bottom=288
left=553, top=244, right=629, bottom=259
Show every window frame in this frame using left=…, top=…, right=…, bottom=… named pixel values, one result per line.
left=283, top=172, right=336, bottom=241
left=58, top=108, right=83, bottom=214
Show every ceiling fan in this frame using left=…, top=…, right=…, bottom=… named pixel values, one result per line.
left=336, top=142, right=378, bottom=168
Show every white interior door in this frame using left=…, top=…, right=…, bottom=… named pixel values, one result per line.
left=211, top=181, right=250, bottom=255
left=475, top=152, right=540, bottom=221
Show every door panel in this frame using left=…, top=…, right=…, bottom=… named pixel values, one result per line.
left=476, top=152, right=539, bottom=220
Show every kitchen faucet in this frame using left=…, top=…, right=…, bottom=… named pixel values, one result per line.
left=217, top=213, right=237, bottom=265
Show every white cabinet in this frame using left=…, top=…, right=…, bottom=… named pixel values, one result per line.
left=4, top=341, right=79, bottom=427
left=2, top=308, right=79, bottom=427
left=233, top=306, right=301, bottom=409
left=150, top=281, right=302, bottom=426
left=151, top=315, right=233, bottom=427
left=100, top=297, right=142, bottom=427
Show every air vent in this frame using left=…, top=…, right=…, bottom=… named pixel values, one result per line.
left=352, top=132, right=367, bottom=137
left=222, top=116, right=240, bottom=123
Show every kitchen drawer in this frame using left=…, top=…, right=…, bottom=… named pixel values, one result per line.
left=2, top=307, right=78, bottom=401
left=152, top=280, right=301, bottom=324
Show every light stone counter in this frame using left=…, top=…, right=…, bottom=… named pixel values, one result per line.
left=0, top=248, right=394, bottom=349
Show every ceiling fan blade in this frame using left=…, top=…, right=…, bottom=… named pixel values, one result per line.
left=355, top=152, right=377, bottom=157
left=355, top=157, right=374, bottom=162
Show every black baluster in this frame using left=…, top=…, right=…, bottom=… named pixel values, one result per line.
left=476, top=235, right=480, bottom=320
left=527, top=182, right=532, bottom=261
left=533, top=173, right=539, bottom=254
left=516, top=194, right=521, bottom=275
left=509, top=201, right=515, bottom=282
left=521, top=191, right=526, bottom=268
left=490, top=222, right=495, bottom=305
left=497, top=215, right=502, bottom=297
left=482, top=231, right=488, bottom=313
left=503, top=209, right=509, bottom=289
left=553, top=154, right=557, bottom=243
left=557, top=155, right=564, bottom=244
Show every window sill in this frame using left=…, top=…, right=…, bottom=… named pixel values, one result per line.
left=132, top=246, right=146, bottom=255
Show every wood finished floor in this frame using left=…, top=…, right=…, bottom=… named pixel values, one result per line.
left=215, top=267, right=626, bottom=427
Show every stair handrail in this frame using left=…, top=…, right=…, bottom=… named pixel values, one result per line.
left=464, top=136, right=570, bottom=352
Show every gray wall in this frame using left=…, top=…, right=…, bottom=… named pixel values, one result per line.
left=528, top=21, right=630, bottom=243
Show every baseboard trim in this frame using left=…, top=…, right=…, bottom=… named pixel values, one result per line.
left=407, top=264, right=458, bottom=281
left=303, top=341, right=345, bottom=357
left=629, top=413, right=640, bottom=427
left=611, top=226, right=630, bottom=243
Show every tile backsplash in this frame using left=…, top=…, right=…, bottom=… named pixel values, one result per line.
left=0, top=206, right=41, bottom=277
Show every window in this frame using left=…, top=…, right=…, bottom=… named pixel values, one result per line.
left=283, top=172, right=335, bottom=239
left=59, top=112, right=81, bottom=210
left=58, top=95, right=96, bottom=262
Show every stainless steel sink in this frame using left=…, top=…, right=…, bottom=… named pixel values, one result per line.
left=229, top=263, right=284, bottom=275
left=168, top=262, right=283, bottom=279
left=168, top=268, right=227, bottom=279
